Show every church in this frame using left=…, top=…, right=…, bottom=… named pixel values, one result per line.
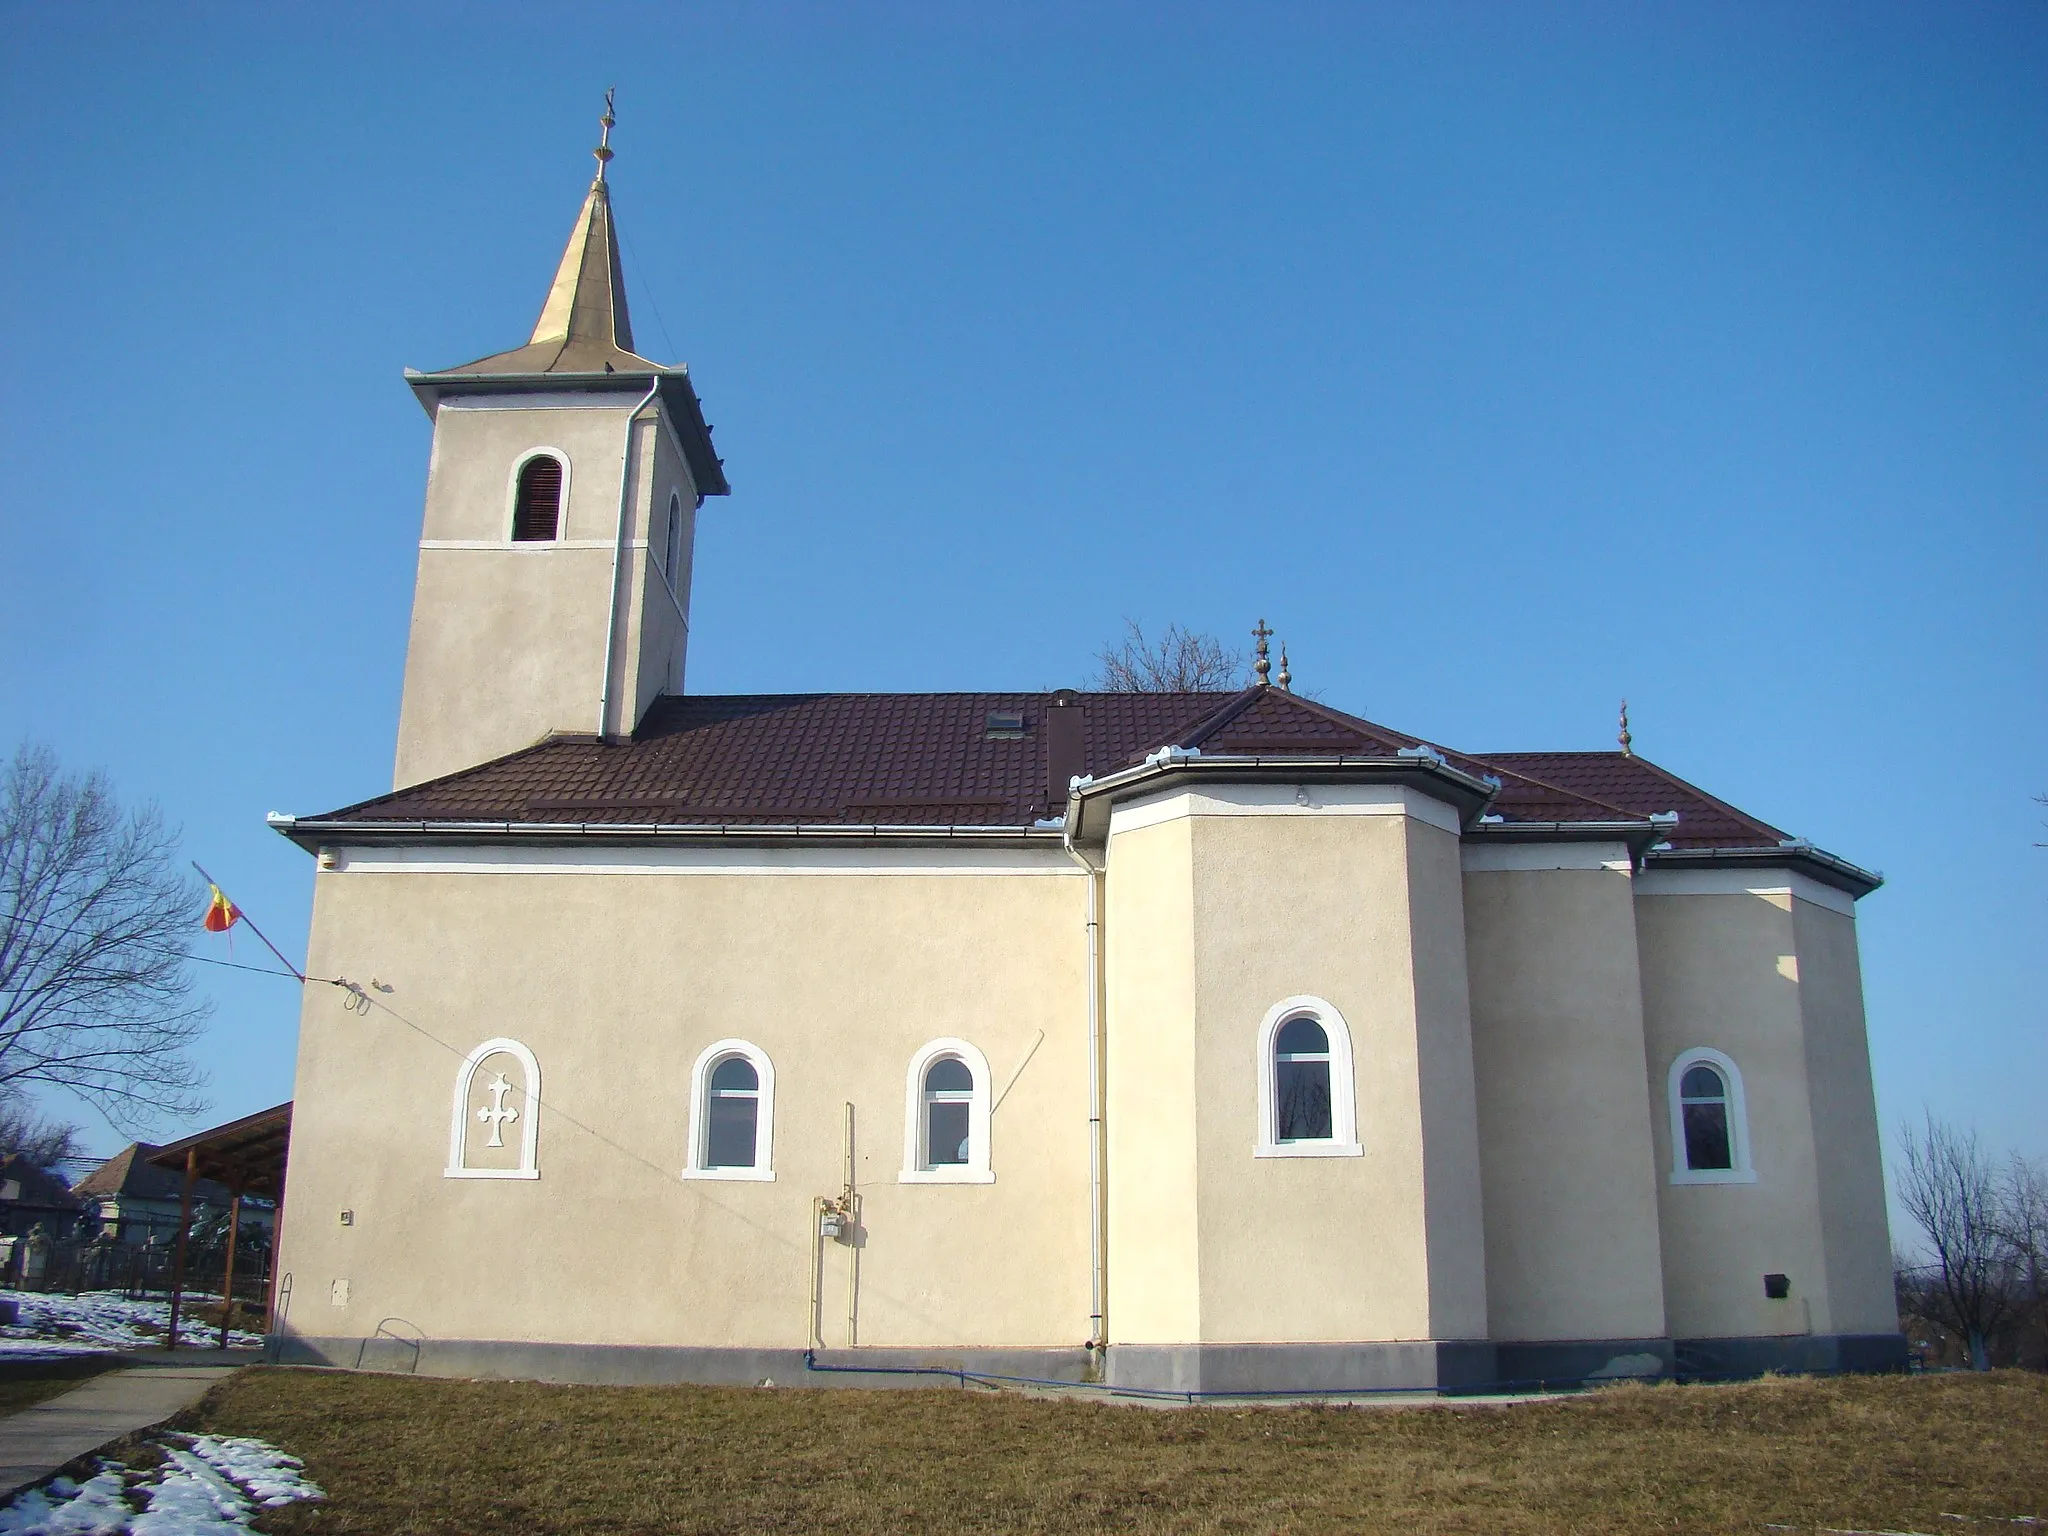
left=268, top=116, right=1903, bottom=1393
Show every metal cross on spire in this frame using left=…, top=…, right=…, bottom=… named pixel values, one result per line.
left=594, top=87, right=617, bottom=182
left=1252, top=619, right=1273, bottom=685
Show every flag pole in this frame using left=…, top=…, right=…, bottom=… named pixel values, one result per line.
left=191, top=862, right=305, bottom=982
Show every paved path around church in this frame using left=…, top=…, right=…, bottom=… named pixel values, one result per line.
left=0, top=1349, right=258, bottom=1498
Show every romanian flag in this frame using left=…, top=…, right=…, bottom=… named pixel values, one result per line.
left=203, top=884, right=240, bottom=933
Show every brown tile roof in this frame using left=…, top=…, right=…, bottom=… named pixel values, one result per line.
left=1476, top=753, right=1787, bottom=850
left=329, top=693, right=1225, bottom=829
left=307, top=687, right=1807, bottom=855
left=71, top=1144, right=233, bottom=1206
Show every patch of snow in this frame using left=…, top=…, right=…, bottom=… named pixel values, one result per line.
left=0, top=1469, right=134, bottom=1534
left=0, top=1292, right=263, bottom=1355
left=177, top=1438, right=319, bottom=1509
left=0, top=1435, right=320, bottom=1535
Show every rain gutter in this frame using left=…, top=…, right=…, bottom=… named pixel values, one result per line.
left=1642, top=842, right=1882, bottom=899
left=266, top=813, right=1069, bottom=855
left=1060, top=824, right=1108, bottom=1362
left=1061, top=751, right=1501, bottom=845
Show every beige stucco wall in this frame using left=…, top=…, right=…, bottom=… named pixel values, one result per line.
left=280, top=850, right=1093, bottom=1351
left=1102, top=817, right=1202, bottom=1344
left=1102, top=789, right=1488, bottom=1347
left=393, top=398, right=695, bottom=789
left=1637, top=887, right=1833, bottom=1338
left=618, top=415, right=695, bottom=730
left=1463, top=861, right=1667, bottom=1342
left=1791, top=898, right=1897, bottom=1333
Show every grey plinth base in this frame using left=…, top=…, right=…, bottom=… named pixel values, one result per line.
left=1673, top=1332, right=1908, bottom=1379
left=1104, top=1340, right=1499, bottom=1395
left=269, top=1334, right=1096, bottom=1389
left=1494, top=1338, right=1677, bottom=1386
left=268, top=1330, right=1909, bottom=1393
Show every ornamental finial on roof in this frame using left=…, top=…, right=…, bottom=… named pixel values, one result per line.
left=594, top=87, right=617, bottom=182
left=1277, top=643, right=1292, bottom=692
left=1252, top=619, right=1273, bottom=686
left=1619, top=698, right=1633, bottom=757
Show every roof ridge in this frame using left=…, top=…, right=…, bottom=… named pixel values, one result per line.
left=1610, top=754, right=1789, bottom=844
left=1169, top=688, right=1265, bottom=750
left=1458, top=754, right=1654, bottom=825
left=1259, top=691, right=1435, bottom=753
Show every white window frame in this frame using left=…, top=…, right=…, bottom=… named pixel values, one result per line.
left=506, top=448, right=572, bottom=542
left=682, top=1039, right=776, bottom=1182
left=1667, top=1046, right=1756, bottom=1185
left=1254, top=996, right=1363, bottom=1158
left=445, top=1037, right=542, bottom=1180
left=900, top=1037, right=994, bottom=1184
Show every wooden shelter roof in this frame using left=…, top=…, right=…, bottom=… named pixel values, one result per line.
left=146, top=1102, right=291, bottom=1201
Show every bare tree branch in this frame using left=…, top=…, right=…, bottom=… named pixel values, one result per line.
left=1997, top=1154, right=2048, bottom=1361
left=1091, top=620, right=1246, bottom=693
left=1896, top=1112, right=2017, bottom=1369
left=0, top=1095, right=83, bottom=1173
left=0, top=743, right=210, bottom=1134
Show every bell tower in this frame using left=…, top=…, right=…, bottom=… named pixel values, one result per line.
left=391, top=98, right=728, bottom=789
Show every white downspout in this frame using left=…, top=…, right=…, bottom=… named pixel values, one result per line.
left=1063, top=815, right=1108, bottom=1360
left=597, top=377, right=664, bottom=737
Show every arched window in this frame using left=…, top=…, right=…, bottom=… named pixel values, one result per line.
left=445, top=1037, right=542, bottom=1180
left=1254, top=997, right=1362, bottom=1158
left=1667, top=1048, right=1755, bottom=1184
left=901, top=1038, right=994, bottom=1183
left=683, top=1040, right=775, bottom=1181
left=511, top=453, right=565, bottom=542
left=664, top=491, right=685, bottom=585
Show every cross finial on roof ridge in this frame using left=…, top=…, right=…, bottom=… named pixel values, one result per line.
left=594, top=87, right=617, bottom=183
left=1252, top=619, right=1272, bottom=686
left=1619, top=698, right=1633, bottom=757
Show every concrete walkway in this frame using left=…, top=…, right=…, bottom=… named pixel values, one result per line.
left=0, top=1351, right=258, bottom=1498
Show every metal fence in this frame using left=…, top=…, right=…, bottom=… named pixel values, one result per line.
left=8, top=1239, right=274, bottom=1313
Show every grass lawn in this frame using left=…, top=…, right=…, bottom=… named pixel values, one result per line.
left=165, top=1367, right=2046, bottom=1535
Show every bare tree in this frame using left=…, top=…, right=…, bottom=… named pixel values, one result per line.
left=1999, top=1155, right=2048, bottom=1368
left=1896, top=1113, right=2017, bottom=1370
left=1092, top=621, right=1246, bottom=692
left=0, top=744, right=210, bottom=1132
left=0, top=1094, right=83, bottom=1173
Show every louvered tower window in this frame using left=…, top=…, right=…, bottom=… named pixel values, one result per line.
left=512, top=455, right=564, bottom=542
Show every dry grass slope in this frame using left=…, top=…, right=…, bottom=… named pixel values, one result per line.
left=168, top=1367, right=2047, bottom=1535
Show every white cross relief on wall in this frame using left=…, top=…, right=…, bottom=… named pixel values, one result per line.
left=446, top=1037, right=542, bottom=1180
left=477, top=1071, right=520, bottom=1148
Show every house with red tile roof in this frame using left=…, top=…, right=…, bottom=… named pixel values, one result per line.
left=267, top=115, right=1901, bottom=1392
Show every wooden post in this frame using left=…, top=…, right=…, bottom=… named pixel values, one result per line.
left=165, top=1149, right=196, bottom=1351
left=218, top=1188, right=242, bottom=1350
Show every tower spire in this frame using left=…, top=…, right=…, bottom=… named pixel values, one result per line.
left=528, top=92, right=635, bottom=355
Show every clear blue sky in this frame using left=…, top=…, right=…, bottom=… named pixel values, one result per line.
left=2, top=6, right=2043, bottom=1195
